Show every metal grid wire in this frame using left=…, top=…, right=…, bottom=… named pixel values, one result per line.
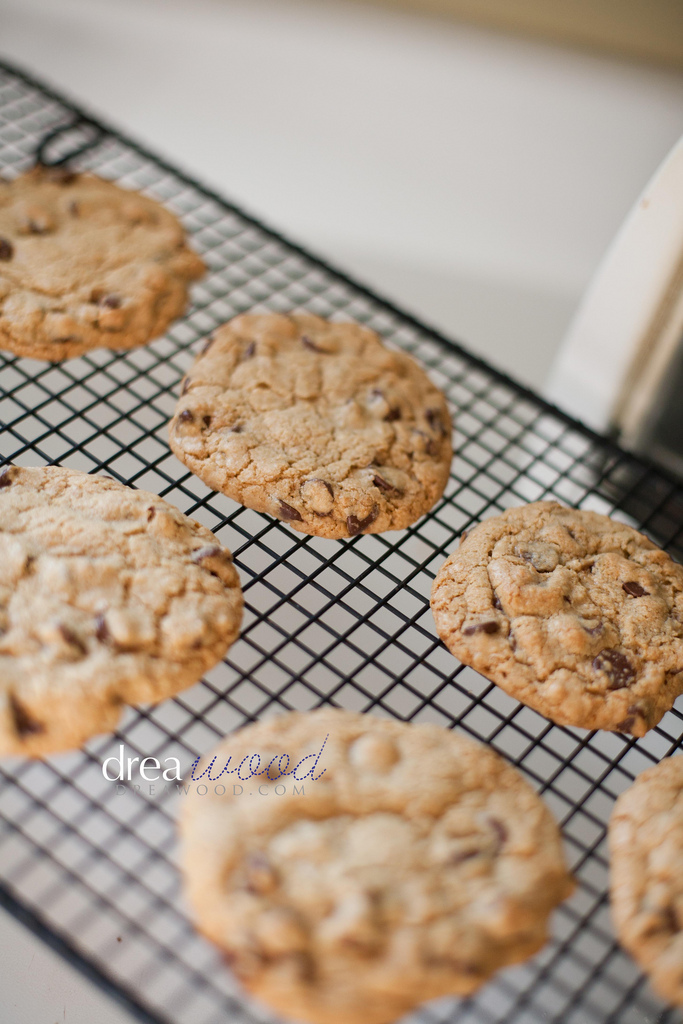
left=0, top=59, right=682, bottom=1024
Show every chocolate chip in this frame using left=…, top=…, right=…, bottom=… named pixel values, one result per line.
left=243, top=341, right=256, bottom=359
left=146, top=506, right=156, bottom=521
left=492, top=594, right=502, bottom=610
left=277, top=500, right=303, bottom=522
left=300, top=478, right=334, bottom=516
left=230, top=423, right=243, bottom=433
left=616, top=703, right=646, bottom=734
left=42, top=167, right=77, bottom=185
left=487, top=816, right=508, bottom=848
left=301, top=335, right=325, bottom=353
left=191, top=545, right=233, bottom=582
left=8, top=693, right=43, bottom=737
left=372, top=473, right=400, bottom=494
left=593, top=649, right=635, bottom=690
left=425, top=956, right=481, bottom=976
left=57, top=624, right=87, bottom=655
left=451, top=961, right=482, bottom=977
left=450, top=819, right=506, bottom=862
left=623, top=581, right=649, bottom=598
left=515, top=542, right=560, bottom=572
left=661, top=905, right=679, bottom=933
left=462, top=620, right=499, bottom=636
left=304, top=478, right=334, bottom=499
left=638, top=904, right=680, bottom=938
left=89, top=288, right=120, bottom=307
left=0, top=468, right=13, bottom=489
left=95, top=615, right=110, bottom=643
left=426, top=408, right=446, bottom=436
left=0, top=238, right=13, bottom=261
left=178, top=409, right=194, bottom=424
left=291, top=951, right=316, bottom=983
left=448, top=848, right=480, bottom=865
left=413, top=429, right=438, bottom=456
left=202, top=415, right=212, bottom=428
left=583, top=622, right=604, bottom=637
left=201, top=334, right=215, bottom=355
left=368, top=386, right=398, bottom=418
left=347, top=505, right=379, bottom=536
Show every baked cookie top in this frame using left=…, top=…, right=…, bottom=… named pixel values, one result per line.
left=610, top=756, right=683, bottom=1006
left=431, top=501, right=683, bottom=736
left=0, top=465, right=242, bottom=756
left=180, top=709, right=573, bottom=1024
left=169, top=313, right=452, bottom=539
left=0, top=167, right=205, bottom=361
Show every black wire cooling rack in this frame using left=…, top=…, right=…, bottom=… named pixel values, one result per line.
left=0, top=58, right=682, bottom=1024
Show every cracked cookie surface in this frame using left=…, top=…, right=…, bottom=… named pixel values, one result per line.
left=0, top=167, right=205, bottom=360
left=0, top=466, right=242, bottom=756
left=610, top=756, right=683, bottom=1006
left=169, top=313, right=452, bottom=539
left=431, top=501, right=683, bottom=736
left=180, top=708, right=573, bottom=1024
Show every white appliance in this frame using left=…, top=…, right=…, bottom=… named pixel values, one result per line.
left=547, top=134, right=683, bottom=475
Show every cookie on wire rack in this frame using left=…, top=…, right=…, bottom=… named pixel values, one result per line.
left=431, top=501, right=683, bottom=736
left=169, top=313, right=452, bottom=539
left=610, top=756, right=683, bottom=1006
left=0, top=166, right=205, bottom=360
left=180, top=708, right=573, bottom=1024
left=0, top=465, right=242, bottom=756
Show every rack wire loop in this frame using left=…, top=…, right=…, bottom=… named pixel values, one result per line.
left=35, top=116, right=108, bottom=169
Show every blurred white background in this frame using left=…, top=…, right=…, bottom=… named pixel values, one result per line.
left=1, top=0, right=682, bottom=1020
left=3, top=0, right=683, bottom=392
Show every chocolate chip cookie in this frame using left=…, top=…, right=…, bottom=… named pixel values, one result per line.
left=610, top=756, right=683, bottom=1006
left=431, top=501, right=683, bottom=736
left=180, top=708, right=573, bottom=1024
left=0, top=465, right=242, bottom=756
left=169, top=313, right=452, bottom=539
left=0, top=166, right=205, bottom=360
